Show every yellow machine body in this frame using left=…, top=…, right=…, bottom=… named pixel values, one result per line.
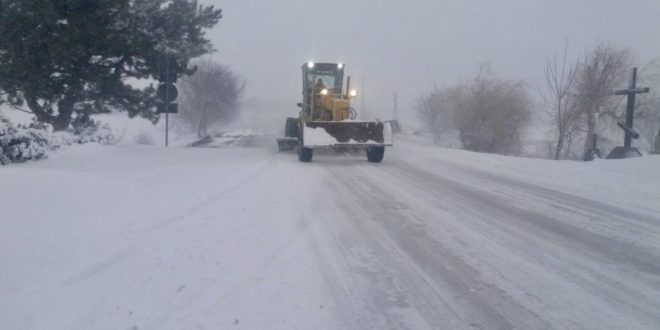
left=276, top=62, right=391, bottom=162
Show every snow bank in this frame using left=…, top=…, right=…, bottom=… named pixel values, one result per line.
left=394, top=140, right=660, bottom=216
left=188, top=130, right=270, bottom=148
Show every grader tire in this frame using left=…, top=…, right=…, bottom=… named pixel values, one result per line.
left=284, top=118, right=299, bottom=138
left=366, top=146, right=385, bottom=163
left=298, top=145, right=313, bottom=162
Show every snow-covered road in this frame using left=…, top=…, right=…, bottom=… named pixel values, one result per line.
left=2, top=142, right=659, bottom=329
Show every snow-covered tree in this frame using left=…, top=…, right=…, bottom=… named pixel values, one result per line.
left=451, top=69, right=532, bottom=155
left=0, top=0, right=222, bottom=131
left=413, top=67, right=531, bottom=155
left=175, top=59, right=245, bottom=137
left=0, top=113, right=51, bottom=164
left=574, top=44, right=631, bottom=157
left=415, top=88, right=455, bottom=145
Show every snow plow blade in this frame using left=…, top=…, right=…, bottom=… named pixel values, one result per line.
left=302, top=121, right=392, bottom=148
left=276, top=137, right=298, bottom=151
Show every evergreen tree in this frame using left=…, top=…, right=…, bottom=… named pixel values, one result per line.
left=0, top=0, right=222, bottom=131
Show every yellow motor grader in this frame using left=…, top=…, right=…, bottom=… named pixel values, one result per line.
left=276, top=62, right=392, bottom=162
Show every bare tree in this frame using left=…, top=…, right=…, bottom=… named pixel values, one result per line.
left=415, top=88, right=455, bottom=145
left=451, top=69, right=532, bottom=155
left=540, top=41, right=583, bottom=159
left=575, top=44, right=631, bottom=157
left=176, top=59, right=245, bottom=137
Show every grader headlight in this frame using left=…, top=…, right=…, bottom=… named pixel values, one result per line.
left=349, top=89, right=358, bottom=97
left=320, top=88, right=329, bottom=95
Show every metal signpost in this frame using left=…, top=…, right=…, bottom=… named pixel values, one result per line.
left=606, top=67, right=650, bottom=159
left=157, top=57, right=179, bottom=147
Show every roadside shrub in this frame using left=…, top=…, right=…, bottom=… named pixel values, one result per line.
left=0, top=114, right=115, bottom=165
left=70, top=113, right=114, bottom=144
left=0, top=117, right=51, bottom=165
left=452, top=72, right=532, bottom=155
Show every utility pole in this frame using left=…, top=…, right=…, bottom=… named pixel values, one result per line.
left=392, top=93, right=399, bottom=121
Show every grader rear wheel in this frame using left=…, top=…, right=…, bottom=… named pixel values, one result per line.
left=366, top=146, right=384, bottom=163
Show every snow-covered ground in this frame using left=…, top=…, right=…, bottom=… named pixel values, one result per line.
left=1, top=140, right=659, bottom=329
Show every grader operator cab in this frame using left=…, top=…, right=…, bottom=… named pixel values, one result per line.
left=276, top=62, right=392, bottom=162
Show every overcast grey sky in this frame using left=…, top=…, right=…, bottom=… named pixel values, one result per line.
left=201, top=0, right=660, bottom=122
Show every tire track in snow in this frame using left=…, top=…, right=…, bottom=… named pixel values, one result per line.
left=310, top=190, right=462, bottom=329
left=370, top=156, right=660, bottom=328
left=313, top=165, right=549, bottom=329
left=385, top=159, right=660, bottom=276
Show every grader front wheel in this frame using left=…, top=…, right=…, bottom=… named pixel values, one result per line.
left=298, top=140, right=313, bottom=162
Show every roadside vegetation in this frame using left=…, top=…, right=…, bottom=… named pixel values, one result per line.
left=416, top=43, right=660, bottom=158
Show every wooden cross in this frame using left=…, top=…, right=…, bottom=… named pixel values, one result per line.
left=614, top=67, right=650, bottom=148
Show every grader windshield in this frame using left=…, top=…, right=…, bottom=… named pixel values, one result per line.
left=302, top=62, right=344, bottom=93
left=301, top=63, right=345, bottom=119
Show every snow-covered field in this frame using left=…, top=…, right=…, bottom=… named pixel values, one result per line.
left=1, top=140, right=659, bottom=329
